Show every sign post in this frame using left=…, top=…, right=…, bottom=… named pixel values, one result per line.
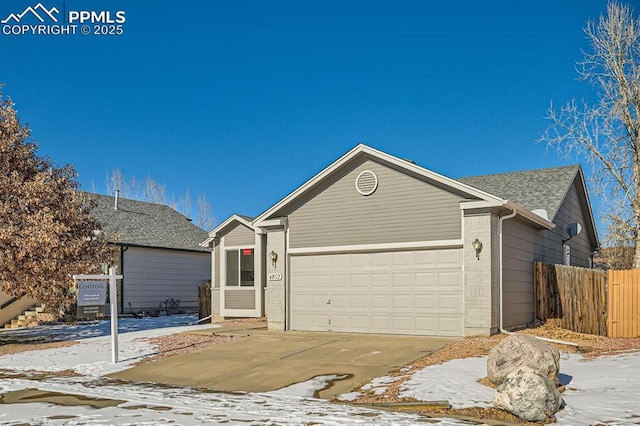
left=73, top=267, right=122, bottom=363
left=108, top=267, right=118, bottom=363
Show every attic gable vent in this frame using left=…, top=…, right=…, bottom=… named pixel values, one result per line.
left=355, top=170, right=378, bottom=196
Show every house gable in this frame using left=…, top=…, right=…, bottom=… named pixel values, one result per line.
left=285, top=157, right=470, bottom=248
left=544, top=173, right=599, bottom=266
left=224, top=222, right=256, bottom=247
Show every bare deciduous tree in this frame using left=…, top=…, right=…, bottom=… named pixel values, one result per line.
left=0, top=88, right=111, bottom=313
left=104, top=169, right=215, bottom=230
left=197, top=193, right=215, bottom=231
left=542, top=2, right=640, bottom=267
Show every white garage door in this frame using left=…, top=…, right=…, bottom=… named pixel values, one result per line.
left=290, top=248, right=463, bottom=336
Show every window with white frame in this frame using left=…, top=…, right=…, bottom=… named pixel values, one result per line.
left=226, top=248, right=254, bottom=287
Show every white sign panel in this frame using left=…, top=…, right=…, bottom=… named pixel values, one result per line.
left=268, top=272, right=283, bottom=281
left=77, top=281, right=107, bottom=306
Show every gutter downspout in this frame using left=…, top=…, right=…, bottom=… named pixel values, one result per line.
left=498, top=205, right=578, bottom=347
left=498, top=207, right=517, bottom=336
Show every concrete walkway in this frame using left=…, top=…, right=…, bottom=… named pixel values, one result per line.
left=110, top=324, right=459, bottom=398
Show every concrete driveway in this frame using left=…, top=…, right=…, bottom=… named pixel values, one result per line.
left=109, top=324, right=459, bottom=398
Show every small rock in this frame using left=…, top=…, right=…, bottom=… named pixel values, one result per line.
left=487, top=334, right=560, bottom=385
left=494, top=366, right=563, bottom=422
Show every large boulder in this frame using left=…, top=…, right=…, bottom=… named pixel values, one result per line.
left=494, top=366, right=563, bottom=422
left=487, top=334, right=560, bottom=386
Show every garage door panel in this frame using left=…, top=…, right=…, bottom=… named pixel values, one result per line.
left=351, top=274, right=370, bottom=287
left=371, top=252, right=392, bottom=265
left=313, top=274, right=331, bottom=286
left=350, top=253, right=371, bottom=267
left=415, top=317, right=438, bottom=335
left=437, top=250, right=461, bottom=266
left=371, top=294, right=391, bottom=308
left=330, top=255, right=351, bottom=267
left=392, top=251, right=412, bottom=265
left=414, top=294, right=436, bottom=309
left=351, top=315, right=371, bottom=329
left=393, top=316, right=413, bottom=331
left=415, top=272, right=437, bottom=287
left=294, top=273, right=314, bottom=288
left=312, top=256, right=332, bottom=268
left=311, top=294, right=330, bottom=307
left=392, top=294, right=413, bottom=308
left=371, top=315, right=392, bottom=329
left=438, top=294, right=463, bottom=310
left=437, top=271, right=463, bottom=288
left=392, top=272, right=413, bottom=288
left=439, top=317, right=464, bottom=335
left=331, top=274, right=350, bottom=287
left=414, top=250, right=436, bottom=265
left=371, top=273, right=391, bottom=287
left=350, top=294, right=369, bottom=308
left=330, top=294, right=349, bottom=308
left=290, top=249, right=463, bottom=336
left=312, top=314, right=330, bottom=328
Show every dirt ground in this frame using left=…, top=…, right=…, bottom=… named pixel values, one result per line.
left=2, top=318, right=639, bottom=424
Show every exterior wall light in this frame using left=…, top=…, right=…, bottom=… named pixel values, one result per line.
left=472, top=238, right=483, bottom=260
left=269, top=250, right=278, bottom=267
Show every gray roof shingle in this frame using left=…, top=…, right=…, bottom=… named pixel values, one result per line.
left=457, top=165, right=581, bottom=220
left=86, top=193, right=209, bottom=252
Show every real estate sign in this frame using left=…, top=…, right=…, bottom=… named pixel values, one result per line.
left=77, top=281, right=107, bottom=319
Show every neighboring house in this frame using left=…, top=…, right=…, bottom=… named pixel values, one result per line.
left=201, top=144, right=599, bottom=337
left=89, top=193, right=211, bottom=314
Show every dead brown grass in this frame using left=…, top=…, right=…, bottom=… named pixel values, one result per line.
left=0, top=340, right=78, bottom=356
left=134, top=334, right=235, bottom=366
left=131, top=317, right=266, bottom=365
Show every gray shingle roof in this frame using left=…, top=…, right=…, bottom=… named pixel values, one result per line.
left=457, top=165, right=581, bottom=220
left=86, top=193, right=209, bottom=252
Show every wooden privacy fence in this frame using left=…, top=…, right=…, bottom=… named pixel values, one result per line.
left=608, top=270, right=640, bottom=338
left=534, top=262, right=640, bottom=337
left=198, top=282, right=211, bottom=320
left=534, top=262, right=607, bottom=336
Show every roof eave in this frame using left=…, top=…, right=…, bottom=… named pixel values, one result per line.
left=460, top=199, right=556, bottom=230
left=253, top=144, right=508, bottom=222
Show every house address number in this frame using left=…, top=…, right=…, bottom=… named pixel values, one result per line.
left=268, top=273, right=282, bottom=281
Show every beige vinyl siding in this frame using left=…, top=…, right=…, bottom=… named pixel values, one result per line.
left=123, top=247, right=211, bottom=311
left=213, top=242, right=220, bottom=288
left=501, top=177, right=596, bottom=329
left=224, top=223, right=255, bottom=247
left=224, top=289, right=256, bottom=309
left=287, top=159, right=465, bottom=248
left=502, top=217, right=544, bottom=329
left=543, top=181, right=593, bottom=266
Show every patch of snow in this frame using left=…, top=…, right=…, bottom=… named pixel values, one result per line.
left=360, top=375, right=403, bottom=396
left=555, top=352, right=640, bottom=425
left=400, top=357, right=493, bottom=408
left=268, top=374, right=349, bottom=398
left=0, top=316, right=214, bottom=376
left=336, top=391, right=361, bottom=401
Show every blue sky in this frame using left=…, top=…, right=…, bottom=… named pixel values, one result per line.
left=0, top=1, right=610, bottom=230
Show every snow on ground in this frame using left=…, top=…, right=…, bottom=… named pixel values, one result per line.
left=0, top=316, right=463, bottom=425
left=1, top=316, right=639, bottom=425
left=0, top=316, right=214, bottom=376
